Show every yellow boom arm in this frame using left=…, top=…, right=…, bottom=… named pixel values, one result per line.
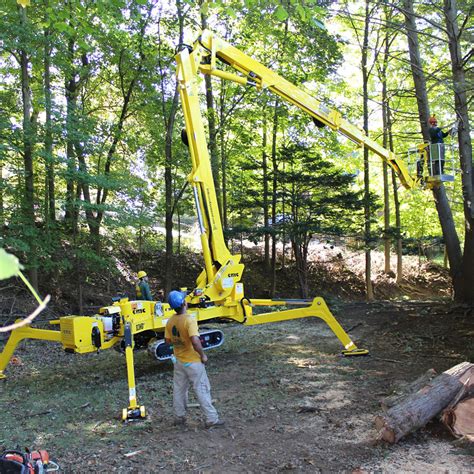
left=193, top=30, right=417, bottom=189
left=176, top=30, right=418, bottom=306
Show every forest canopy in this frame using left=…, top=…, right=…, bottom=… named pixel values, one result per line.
left=0, top=0, right=472, bottom=302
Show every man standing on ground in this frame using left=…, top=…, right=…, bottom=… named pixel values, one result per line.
left=136, top=271, right=153, bottom=301
left=165, top=290, right=223, bottom=428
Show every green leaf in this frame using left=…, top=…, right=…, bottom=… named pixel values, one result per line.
left=275, top=5, right=289, bottom=21
left=225, top=6, right=236, bottom=18
left=77, top=38, right=90, bottom=51
left=54, top=21, right=69, bottom=33
left=296, top=4, right=306, bottom=21
left=0, top=249, right=22, bottom=279
left=200, top=2, right=209, bottom=16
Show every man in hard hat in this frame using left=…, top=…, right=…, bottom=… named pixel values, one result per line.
left=135, top=271, right=153, bottom=301
left=428, top=116, right=451, bottom=144
left=165, top=290, right=223, bottom=429
left=428, top=116, right=451, bottom=175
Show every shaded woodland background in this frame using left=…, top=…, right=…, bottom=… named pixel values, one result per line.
left=0, top=0, right=472, bottom=305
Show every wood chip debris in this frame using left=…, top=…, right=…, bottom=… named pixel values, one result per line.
left=124, top=450, right=143, bottom=458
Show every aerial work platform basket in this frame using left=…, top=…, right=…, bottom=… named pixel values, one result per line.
left=408, top=143, right=456, bottom=188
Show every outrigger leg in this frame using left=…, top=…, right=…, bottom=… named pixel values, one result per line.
left=245, top=297, right=369, bottom=356
left=122, top=322, right=146, bottom=421
left=0, top=325, right=62, bottom=379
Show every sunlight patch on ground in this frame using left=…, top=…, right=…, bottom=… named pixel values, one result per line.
left=287, top=356, right=324, bottom=368
left=314, top=387, right=351, bottom=409
left=303, top=384, right=352, bottom=410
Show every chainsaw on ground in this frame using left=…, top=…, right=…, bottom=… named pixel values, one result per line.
left=0, top=449, right=59, bottom=473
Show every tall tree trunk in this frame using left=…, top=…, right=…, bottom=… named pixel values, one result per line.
left=388, top=108, right=403, bottom=283
left=200, top=9, right=222, bottom=218
left=64, top=35, right=78, bottom=234
left=402, top=0, right=463, bottom=296
left=92, top=70, right=136, bottom=250
left=443, top=0, right=474, bottom=303
left=0, top=162, right=3, bottom=223
left=19, top=5, right=38, bottom=290
left=219, top=81, right=228, bottom=233
left=177, top=204, right=181, bottom=255
left=270, top=100, right=279, bottom=298
left=380, top=21, right=392, bottom=275
left=91, top=11, right=150, bottom=253
left=262, top=108, right=270, bottom=272
left=163, top=0, right=184, bottom=292
left=138, top=201, right=144, bottom=269
left=362, top=0, right=374, bottom=300
left=164, top=89, right=179, bottom=293
left=293, top=241, right=308, bottom=298
left=43, top=5, right=55, bottom=224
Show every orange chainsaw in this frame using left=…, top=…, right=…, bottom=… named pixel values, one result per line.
left=0, top=449, right=59, bottom=473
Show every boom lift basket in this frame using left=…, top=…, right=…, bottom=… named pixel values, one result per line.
left=408, top=143, right=455, bottom=188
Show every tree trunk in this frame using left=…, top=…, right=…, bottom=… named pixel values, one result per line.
left=219, top=81, right=228, bottom=233
left=164, top=117, right=175, bottom=294
left=388, top=109, right=403, bottom=283
left=270, top=100, right=279, bottom=298
left=92, top=12, right=150, bottom=253
left=391, top=169, right=403, bottom=283
left=0, top=162, right=3, bottom=223
left=19, top=5, right=38, bottom=290
left=362, top=0, right=374, bottom=300
left=138, top=203, right=144, bottom=269
left=64, top=35, right=78, bottom=234
left=43, top=6, right=55, bottom=224
left=375, top=362, right=473, bottom=443
left=443, top=0, right=474, bottom=303
left=163, top=0, right=184, bottom=292
left=262, top=109, right=270, bottom=272
left=94, top=71, right=137, bottom=251
left=293, top=240, right=308, bottom=298
left=177, top=205, right=181, bottom=255
left=380, top=23, right=392, bottom=275
left=200, top=9, right=222, bottom=218
left=402, top=0, right=463, bottom=296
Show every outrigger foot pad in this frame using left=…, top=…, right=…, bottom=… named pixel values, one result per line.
left=122, top=405, right=146, bottom=421
left=342, top=348, right=369, bottom=356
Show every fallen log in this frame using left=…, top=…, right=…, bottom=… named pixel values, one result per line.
left=440, top=365, right=474, bottom=441
left=375, top=362, right=473, bottom=443
left=380, top=368, right=437, bottom=411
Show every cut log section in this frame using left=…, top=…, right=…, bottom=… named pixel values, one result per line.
left=441, top=396, right=474, bottom=441
left=380, top=368, right=437, bottom=411
left=375, top=362, right=473, bottom=443
left=440, top=364, right=474, bottom=441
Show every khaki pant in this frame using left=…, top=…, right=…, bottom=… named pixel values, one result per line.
left=173, top=360, right=219, bottom=424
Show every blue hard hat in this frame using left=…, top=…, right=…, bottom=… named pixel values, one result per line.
left=168, top=290, right=186, bottom=310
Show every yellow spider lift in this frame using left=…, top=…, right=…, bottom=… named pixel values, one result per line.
left=1, top=30, right=425, bottom=421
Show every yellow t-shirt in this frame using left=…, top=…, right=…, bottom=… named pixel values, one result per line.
left=165, top=313, right=201, bottom=363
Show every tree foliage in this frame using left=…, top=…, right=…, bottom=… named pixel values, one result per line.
left=0, top=0, right=472, bottom=302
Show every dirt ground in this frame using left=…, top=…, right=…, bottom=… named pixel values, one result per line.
left=1, top=298, right=473, bottom=472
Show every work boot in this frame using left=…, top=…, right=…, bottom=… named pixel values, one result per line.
left=173, top=416, right=186, bottom=426
left=205, top=419, right=225, bottom=429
